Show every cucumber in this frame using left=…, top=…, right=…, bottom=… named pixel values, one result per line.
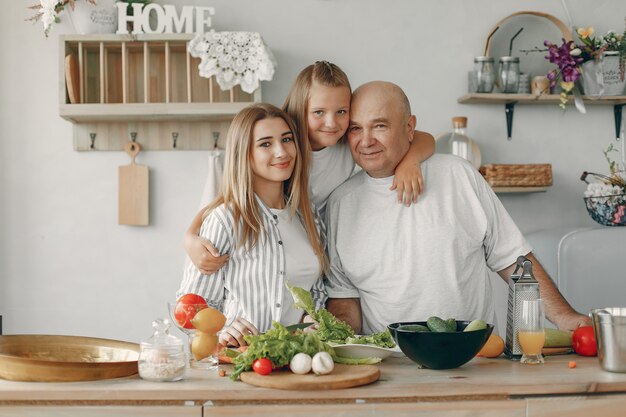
left=427, top=316, right=454, bottom=332
left=398, top=324, right=430, bottom=332
left=544, top=328, right=573, bottom=347
left=446, top=318, right=457, bottom=331
left=463, top=319, right=487, bottom=332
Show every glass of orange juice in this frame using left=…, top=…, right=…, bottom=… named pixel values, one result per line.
left=518, top=299, right=545, bottom=364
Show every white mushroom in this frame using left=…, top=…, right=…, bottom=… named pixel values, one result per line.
left=311, top=351, right=334, bottom=375
left=289, top=353, right=312, bottom=375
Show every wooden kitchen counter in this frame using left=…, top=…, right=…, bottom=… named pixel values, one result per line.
left=1, top=355, right=625, bottom=416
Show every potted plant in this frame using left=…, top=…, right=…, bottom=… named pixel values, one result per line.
left=577, top=26, right=626, bottom=96
left=27, top=0, right=97, bottom=37
left=27, top=0, right=150, bottom=37
left=544, top=26, right=626, bottom=107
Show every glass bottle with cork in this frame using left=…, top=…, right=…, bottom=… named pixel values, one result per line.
left=447, top=117, right=474, bottom=165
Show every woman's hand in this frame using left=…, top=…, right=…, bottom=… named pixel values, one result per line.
left=390, top=160, right=424, bottom=206
left=186, top=235, right=229, bottom=275
left=219, top=318, right=260, bottom=347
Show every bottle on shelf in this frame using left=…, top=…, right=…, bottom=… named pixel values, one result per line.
left=447, top=117, right=475, bottom=164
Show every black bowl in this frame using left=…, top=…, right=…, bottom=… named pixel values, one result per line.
left=388, top=321, right=494, bottom=369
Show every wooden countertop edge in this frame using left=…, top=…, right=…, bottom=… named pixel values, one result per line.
left=1, top=382, right=625, bottom=403
left=1, top=357, right=625, bottom=404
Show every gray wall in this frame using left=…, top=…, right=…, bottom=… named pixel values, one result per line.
left=1, top=0, right=623, bottom=341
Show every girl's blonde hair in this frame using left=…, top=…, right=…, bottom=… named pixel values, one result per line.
left=204, top=103, right=327, bottom=272
left=282, top=61, right=351, bottom=154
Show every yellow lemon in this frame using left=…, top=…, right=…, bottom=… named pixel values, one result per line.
left=190, top=306, right=227, bottom=333
left=191, top=331, right=219, bottom=361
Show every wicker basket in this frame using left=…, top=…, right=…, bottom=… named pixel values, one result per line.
left=479, top=164, right=552, bottom=187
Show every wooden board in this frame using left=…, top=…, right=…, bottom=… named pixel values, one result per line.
left=239, top=364, right=380, bottom=390
left=65, top=53, right=80, bottom=104
left=118, top=142, right=149, bottom=226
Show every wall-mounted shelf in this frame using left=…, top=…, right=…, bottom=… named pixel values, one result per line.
left=458, top=93, right=626, bottom=140
left=492, top=186, right=548, bottom=193
left=59, top=34, right=262, bottom=151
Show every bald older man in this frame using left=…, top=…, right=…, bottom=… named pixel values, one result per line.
left=324, top=81, right=590, bottom=335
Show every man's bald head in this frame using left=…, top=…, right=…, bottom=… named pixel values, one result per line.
left=348, top=81, right=416, bottom=178
left=352, top=81, right=412, bottom=120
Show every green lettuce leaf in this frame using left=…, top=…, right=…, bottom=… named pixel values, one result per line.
left=345, top=330, right=396, bottom=348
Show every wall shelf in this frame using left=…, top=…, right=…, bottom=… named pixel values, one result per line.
left=59, top=34, right=262, bottom=151
left=492, top=186, right=548, bottom=194
left=458, top=93, right=626, bottom=140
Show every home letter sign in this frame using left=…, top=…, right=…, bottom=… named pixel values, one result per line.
left=117, top=3, right=215, bottom=34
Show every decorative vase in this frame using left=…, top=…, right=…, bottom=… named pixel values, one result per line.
left=581, top=52, right=626, bottom=96
left=67, top=0, right=118, bottom=35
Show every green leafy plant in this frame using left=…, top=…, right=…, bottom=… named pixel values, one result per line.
left=577, top=26, right=626, bottom=81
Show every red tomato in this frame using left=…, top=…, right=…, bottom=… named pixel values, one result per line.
left=252, top=358, right=273, bottom=376
left=572, top=326, right=597, bottom=357
left=174, top=294, right=208, bottom=329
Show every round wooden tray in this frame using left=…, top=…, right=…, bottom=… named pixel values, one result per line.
left=0, top=335, right=139, bottom=382
left=240, top=364, right=380, bottom=390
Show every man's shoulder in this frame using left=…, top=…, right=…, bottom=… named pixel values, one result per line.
left=425, top=153, right=474, bottom=170
left=326, top=170, right=367, bottom=208
left=424, top=154, right=482, bottom=183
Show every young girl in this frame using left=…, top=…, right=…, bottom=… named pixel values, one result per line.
left=177, top=103, right=327, bottom=347
left=185, top=61, right=435, bottom=274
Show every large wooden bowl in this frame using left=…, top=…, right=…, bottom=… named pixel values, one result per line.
left=0, top=335, right=140, bottom=382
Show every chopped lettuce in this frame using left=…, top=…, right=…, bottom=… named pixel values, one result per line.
left=345, top=330, right=396, bottom=348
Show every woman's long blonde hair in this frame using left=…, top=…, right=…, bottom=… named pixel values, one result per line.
left=282, top=61, right=352, bottom=154
left=204, top=103, right=327, bottom=272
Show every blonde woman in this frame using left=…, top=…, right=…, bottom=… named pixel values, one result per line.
left=177, top=103, right=327, bottom=347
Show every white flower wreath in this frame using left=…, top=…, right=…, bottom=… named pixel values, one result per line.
left=188, top=31, right=276, bottom=94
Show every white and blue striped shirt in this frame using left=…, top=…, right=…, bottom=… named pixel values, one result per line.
left=178, top=196, right=327, bottom=333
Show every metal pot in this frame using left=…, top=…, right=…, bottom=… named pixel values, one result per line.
left=591, top=308, right=626, bottom=372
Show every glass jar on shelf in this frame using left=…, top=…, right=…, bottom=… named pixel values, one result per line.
left=498, top=56, right=520, bottom=93
left=138, top=318, right=186, bottom=382
left=470, top=56, right=495, bottom=93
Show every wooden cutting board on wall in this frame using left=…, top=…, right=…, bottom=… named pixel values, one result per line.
left=119, top=142, right=149, bottom=226
left=239, top=364, right=380, bottom=390
left=65, top=53, right=80, bottom=104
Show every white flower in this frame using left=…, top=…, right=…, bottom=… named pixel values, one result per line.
left=570, top=48, right=582, bottom=56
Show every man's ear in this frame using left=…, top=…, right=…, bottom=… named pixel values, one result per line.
left=407, top=115, right=417, bottom=142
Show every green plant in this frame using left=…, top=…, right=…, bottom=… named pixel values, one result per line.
left=577, top=26, right=626, bottom=80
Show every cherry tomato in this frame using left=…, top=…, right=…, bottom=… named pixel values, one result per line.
left=252, top=358, right=273, bottom=376
left=572, top=326, right=597, bottom=357
left=174, top=294, right=208, bottom=329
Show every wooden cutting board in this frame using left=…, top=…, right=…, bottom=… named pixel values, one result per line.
left=119, top=142, right=149, bottom=226
left=65, top=53, right=80, bottom=104
left=239, top=364, right=380, bottom=390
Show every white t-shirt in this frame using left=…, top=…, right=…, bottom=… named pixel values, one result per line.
left=310, top=140, right=356, bottom=216
left=270, top=207, right=321, bottom=326
left=325, top=154, right=532, bottom=334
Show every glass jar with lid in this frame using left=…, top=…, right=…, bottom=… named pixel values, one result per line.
left=498, top=56, right=520, bottom=93
left=472, top=56, right=495, bottom=93
left=138, top=318, right=186, bottom=382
